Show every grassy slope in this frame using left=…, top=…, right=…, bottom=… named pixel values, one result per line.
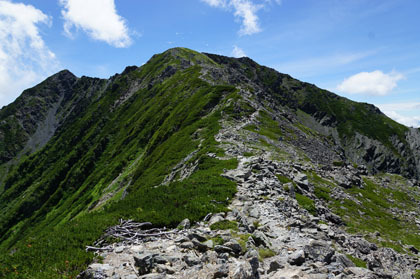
left=0, top=49, right=238, bottom=278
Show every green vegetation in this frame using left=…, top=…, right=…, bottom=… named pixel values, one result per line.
left=210, top=220, right=239, bottom=231
left=209, top=236, right=224, bottom=246
left=276, top=174, right=292, bottom=184
left=245, top=110, right=284, bottom=141
left=331, top=176, right=420, bottom=252
left=0, top=47, right=418, bottom=278
left=346, top=254, right=367, bottom=268
left=243, top=151, right=254, bottom=157
left=295, top=193, right=317, bottom=215
left=232, top=232, right=251, bottom=252
left=258, top=248, right=276, bottom=260
left=0, top=48, right=239, bottom=278
left=314, top=185, right=331, bottom=201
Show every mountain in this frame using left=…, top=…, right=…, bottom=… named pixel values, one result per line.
left=1, top=47, right=420, bottom=278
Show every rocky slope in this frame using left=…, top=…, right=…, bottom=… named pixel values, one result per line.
left=1, top=47, right=420, bottom=278
left=80, top=95, right=420, bottom=279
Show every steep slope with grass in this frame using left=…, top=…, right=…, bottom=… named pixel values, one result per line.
left=0, top=47, right=419, bottom=278
left=0, top=70, right=107, bottom=191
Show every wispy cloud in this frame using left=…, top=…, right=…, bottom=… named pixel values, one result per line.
left=0, top=0, right=59, bottom=106
left=381, top=110, right=420, bottom=128
left=376, top=102, right=420, bottom=128
left=60, top=0, right=132, bottom=48
left=337, top=70, right=404, bottom=96
left=202, top=0, right=280, bottom=35
left=274, top=51, right=375, bottom=78
left=377, top=102, right=420, bottom=112
left=232, top=45, right=246, bottom=57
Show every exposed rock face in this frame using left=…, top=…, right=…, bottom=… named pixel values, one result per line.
left=0, top=70, right=107, bottom=190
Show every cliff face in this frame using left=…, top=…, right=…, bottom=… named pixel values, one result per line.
left=0, top=48, right=419, bottom=278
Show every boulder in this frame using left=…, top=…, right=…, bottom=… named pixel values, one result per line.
left=303, top=240, right=334, bottom=263
left=267, top=260, right=284, bottom=274
left=214, top=245, right=233, bottom=254
left=134, top=253, right=159, bottom=275
left=183, top=254, right=201, bottom=267
left=188, top=232, right=207, bottom=242
left=332, top=253, right=355, bottom=268
left=213, top=264, right=229, bottom=278
left=224, top=240, right=242, bottom=255
left=252, top=230, right=270, bottom=247
left=232, top=261, right=253, bottom=279
left=293, top=173, right=309, bottom=190
left=287, top=250, right=305, bottom=266
left=178, top=218, right=190, bottom=229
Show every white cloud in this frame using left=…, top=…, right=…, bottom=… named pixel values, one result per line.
left=337, top=70, right=404, bottom=96
left=202, top=0, right=228, bottom=7
left=377, top=102, right=420, bottom=112
left=0, top=0, right=59, bottom=107
left=202, top=0, right=275, bottom=35
left=381, top=110, right=420, bottom=128
left=232, top=45, right=246, bottom=57
left=376, top=102, right=420, bottom=128
left=231, top=0, right=262, bottom=35
left=60, top=0, right=132, bottom=48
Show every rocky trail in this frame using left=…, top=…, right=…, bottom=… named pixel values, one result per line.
left=79, top=110, right=420, bottom=279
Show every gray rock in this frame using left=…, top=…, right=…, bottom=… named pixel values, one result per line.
left=325, top=212, right=343, bottom=225
left=351, top=238, right=371, bottom=255
left=114, top=246, right=124, bottom=253
left=252, top=230, right=270, bottom=247
left=294, top=173, right=309, bottom=190
left=287, top=250, right=305, bottom=266
left=224, top=240, right=242, bottom=255
left=249, top=207, right=260, bottom=219
left=192, top=238, right=209, bottom=252
left=232, top=261, right=253, bottom=279
left=214, top=245, right=233, bottom=254
left=174, top=235, right=190, bottom=243
left=178, top=218, right=190, bottom=229
left=155, top=264, right=175, bottom=274
left=308, top=275, right=328, bottom=279
left=183, top=254, right=201, bottom=266
left=180, top=241, right=194, bottom=249
left=332, top=253, right=355, bottom=268
left=209, top=215, right=225, bottom=227
left=213, top=264, right=229, bottom=278
left=344, top=267, right=372, bottom=277
left=89, top=263, right=112, bottom=272
left=203, top=239, right=214, bottom=249
left=188, top=232, right=207, bottom=242
left=248, top=256, right=259, bottom=278
left=134, top=253, right=159, bottom=275
left=304, top=240, right=335, bottom=263
left=267, top=260, right=284, bottom=273
left=139, top=274, right=165, bottom=279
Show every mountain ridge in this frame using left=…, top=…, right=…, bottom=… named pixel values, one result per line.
left=0, top=47, right=420, bottom=278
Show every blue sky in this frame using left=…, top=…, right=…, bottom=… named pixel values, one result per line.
left=0, top=0, right=419, bottom=127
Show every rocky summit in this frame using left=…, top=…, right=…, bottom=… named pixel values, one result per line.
left=1, top=48, right=420, bottom=278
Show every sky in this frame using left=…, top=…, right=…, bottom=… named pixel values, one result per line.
left=0, top=0, right=419, bottom=127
